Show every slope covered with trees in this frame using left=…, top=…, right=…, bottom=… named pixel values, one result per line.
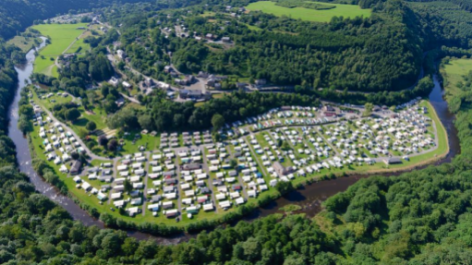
left=0, top=0, right=157, bottom=40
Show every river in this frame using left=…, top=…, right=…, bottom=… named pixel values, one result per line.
left=6, top=39, right=460, bottom=242
left=7, top=39, right=186, bottom=244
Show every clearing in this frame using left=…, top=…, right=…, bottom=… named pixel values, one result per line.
left=7, top=35, right=42, bottom=53
left=246, top=1, right=371, bottom=22
left=32, top=23, right=88, bottom=77
left=441, top=58, right=472, bottom=99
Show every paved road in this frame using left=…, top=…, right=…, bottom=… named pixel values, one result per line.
left=120, top=92, right=141, bottom=105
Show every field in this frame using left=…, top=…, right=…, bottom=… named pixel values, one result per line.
left=246, top=1, right=371, bottom=22
left=7, top=35, right=42, bottom=53
left=441, top=58, right=472, bottom=99
left=32, top=23, right=88, bottom=77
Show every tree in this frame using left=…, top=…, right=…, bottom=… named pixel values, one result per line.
left=86, top=121, right=97, bottom=132
left=71, top=152, right=79, bottom=160
left=19, top=105, right=34, bottom=118
left=78, top=128, right=88, bottom=139
left=108, top=139, right=118, bottom=151
left=98, top=135, right=108, bottom=147
left=18, top=117, right=33, bottom=134
left=65, top=108, right=81, bottom=121
left=281, top=141, right=290, bottom=151
left=230, top=159, right=237, bottom=169
left=211, top=113, right=225, bottom=131
left=138, top=115, right=153, bottom=130
left=123, top=179, right=132, bottom=194
left=275, top=181, right=294, bottom=195
left=101, top=85, right=110, bottom=98
left=104, top=99, right=118, bottom=114
left=363, top=103, right=373, bottom=117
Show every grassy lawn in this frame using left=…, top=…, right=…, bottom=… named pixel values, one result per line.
left=441, top=58, right=472, bottom=99
left=239, top=22, right=263, bottom=32
left=200, top=11, right=217, bottom=17
left=117, top=131, right=159, bottom=155
left=65, top=38, right=90, bottom=54
left=246, top=1, right=371, bottom=22
left=7, top=35, right=42, bottom=53
left=32, top=23, right=87, bottom=76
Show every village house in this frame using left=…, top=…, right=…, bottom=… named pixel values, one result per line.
left=255, top=79, right=267, bottom=86
left=384, top=157, right=402, bottom=165
left=272, top=162, right=293, bottom=176
left=108, top=77, right=119, bottom=86
left=70, top=160, right=82, bottom=175
left=164, top=65, right=173, bottom=73
left=179, top=90, right=208, bottom=100
left=122, top=81, right=132, bottom=89
left=117, top=49, right=125, bottom=60
left=182, top=163, right=202, bottom=171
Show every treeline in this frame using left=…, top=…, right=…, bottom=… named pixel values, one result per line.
left=0, top=42, right=22, bottom=133
left=0, top=0, right=158, bottom=40
left=107, top=90, right=320, bottom=132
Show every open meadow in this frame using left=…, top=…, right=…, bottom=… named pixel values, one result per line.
left=32, top=23, right=88, bottom=76
left=7, top=35, right=42, bottom=53
left=246, top=1, right=371, bottom=22
left=441, top=58, right=472, bottom=99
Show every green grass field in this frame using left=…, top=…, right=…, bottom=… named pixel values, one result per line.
left=441, top=58, right=472, bottom=99
left=7, top=35, right=42, bottom=53
left=32, top=23, right=87, bottom=76
left=65, top=38, right=88, bottom=54
left=246, top=1, right=371, bottom=22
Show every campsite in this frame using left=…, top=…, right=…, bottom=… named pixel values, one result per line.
left=28, top=95, right=448, bottom=225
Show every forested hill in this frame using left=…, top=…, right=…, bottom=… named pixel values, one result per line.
left=0, top=0, right=158, bottom=40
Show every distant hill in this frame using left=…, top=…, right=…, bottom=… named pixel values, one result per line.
left=0, top=0, right=154, bottom=40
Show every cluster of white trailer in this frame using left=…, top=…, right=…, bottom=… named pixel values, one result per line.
left=230, top=103, right=437, bottom=184
left=35, top=114, right=85, bottom=174
left=37, top=101, right=439, bottom=221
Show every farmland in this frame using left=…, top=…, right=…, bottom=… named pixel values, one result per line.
left=246, top=1, right=371, bottom=22
left=31, top=23, right=88, bottom=77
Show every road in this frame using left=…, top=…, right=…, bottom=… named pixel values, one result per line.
left=120, top=92, right=141, bottom=105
